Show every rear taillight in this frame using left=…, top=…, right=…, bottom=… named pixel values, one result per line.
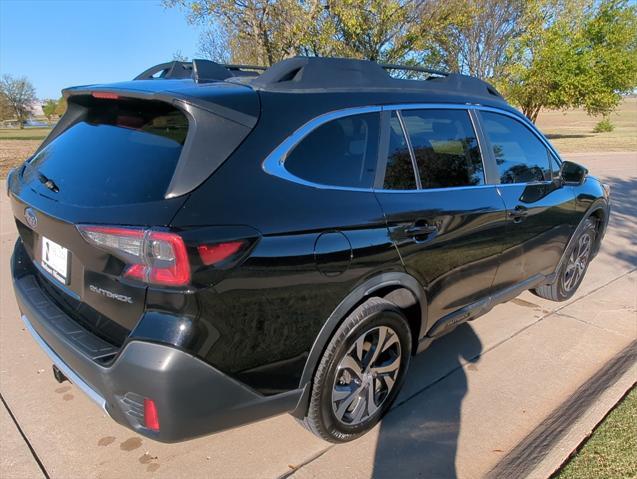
left=78, top=226, right=191, bottom=287
left=143, top=398, right=160, bottom=432
left=78, top=225, right=254, bottom=286
left=197, top=241, right=245, bottom=265
left=92, top=91, right=120, bottom=100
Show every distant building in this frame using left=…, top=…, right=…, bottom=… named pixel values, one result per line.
left=30, top=100, right=44, bottom=117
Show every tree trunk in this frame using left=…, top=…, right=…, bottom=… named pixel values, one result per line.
left=522, top=103, right=542, bottom=124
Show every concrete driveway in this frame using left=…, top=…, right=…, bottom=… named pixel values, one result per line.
left=1, top=152, right=635, bottom=479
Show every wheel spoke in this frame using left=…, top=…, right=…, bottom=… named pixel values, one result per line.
left=334, top=387, right=360, bottom=420
left=381, top=333, right=399, bottom=354
left=382, top=374, right=395, bottom=391
left=371, top=354, right=401, bottom=376
left=366, top=382, right=380, bottom=416
left=338, top=354, right=363, bottom=380
left=350, top=394, right=367, bottom=423
left=366, top=327, right=387, bottom=368
left=355, top=333, right=366, bottom=364
left=332, top=385, right=353, bottom=401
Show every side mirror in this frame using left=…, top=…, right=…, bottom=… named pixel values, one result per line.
left=560, top=161, right=588, bottom=185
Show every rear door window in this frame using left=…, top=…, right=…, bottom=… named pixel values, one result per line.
left=23, top=99, right=188, bottom=206
left=285, top=112, right=380, bottom=188
left=480, top=111, right=551, bottom=184
left=400, top=109, right=485, bottom=189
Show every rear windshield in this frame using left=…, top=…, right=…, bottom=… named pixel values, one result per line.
left=23, top=99, right=188, bottom=206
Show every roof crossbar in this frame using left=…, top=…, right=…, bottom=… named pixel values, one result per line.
left=134, top=60, right=267, bottom=83
left=134, top=61, right=193, bottom=81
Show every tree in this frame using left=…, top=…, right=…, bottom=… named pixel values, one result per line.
left=42, top=99, right=58, bottom=124
left=165, top=0, right=456, bottom=65
left=424, top=0, right=527, bottom=78
left=0, top=75, right=37, bottom=128
left=165, top=0, right=312, bottom=65
left=54, top=96, right=67, bottom=117
left=172, top=50, right=189, bottom=61
left=0, top=92, right=12, bottom=122
left=579, top=0, right=637, bottom=116
left=197, top=25, right=232, bottom=63
left=498, top=0, right=637, bottom=122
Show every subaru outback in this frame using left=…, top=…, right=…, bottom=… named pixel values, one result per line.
left=9, top=57, right=610, bottom=443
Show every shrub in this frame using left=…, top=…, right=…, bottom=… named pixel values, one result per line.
left=593, top=118, right=614, bottom=133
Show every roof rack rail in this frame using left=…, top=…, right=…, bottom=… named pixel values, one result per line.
left=224, top=64, right=268, bottom=72
left=379, top=63, right=449, bottom=78
left=134, top=60, right=266, bottom=83
left=251, top=57, right=503, bottom=99
left=132, top=57, right=503, bottom=100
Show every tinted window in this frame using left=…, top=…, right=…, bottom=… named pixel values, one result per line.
left=401, top=109, right=484, bottom=189
left=383, top=112, right=417, bottom=190
left=481, top=112, right=551, bottom=184
left=24, top=99, right=188, bottom=206
left=551, top=153, right=562, bottom=180
left=285, top=113, right=379, bottom=188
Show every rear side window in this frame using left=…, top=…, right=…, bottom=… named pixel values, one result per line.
left=285, top=112, right=380, bottom=188
left=383, top=112, right=417, bottom=190
left=480, top=112, right=551, bottom=184
left=401, top=109, right=484, bottom=189
left=24, top=99, right=188, bottom=206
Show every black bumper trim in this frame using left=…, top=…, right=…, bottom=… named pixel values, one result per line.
left=12, top=243, right=304, bottom=443
left=21, top=314, right=107, bottom=410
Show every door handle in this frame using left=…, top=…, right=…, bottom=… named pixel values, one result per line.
left=405, top=220, right=438, bottom=240
left=508, top=205, right=529, bottom=222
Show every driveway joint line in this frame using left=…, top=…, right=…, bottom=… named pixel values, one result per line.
left=392, top=266, right=636, bottom=411
left=282, top=266, right=635, bottom=479
left=276, top=444, right=334, bottom=479
left=0, top=391, right=50, bottom=479
left=553, top=310, right=634, bottom=337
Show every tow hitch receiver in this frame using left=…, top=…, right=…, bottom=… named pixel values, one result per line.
left=52, top=364, right=69, bottom=384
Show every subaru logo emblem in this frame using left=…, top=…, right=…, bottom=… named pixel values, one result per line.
left=24, top=208, right=37, bottom=229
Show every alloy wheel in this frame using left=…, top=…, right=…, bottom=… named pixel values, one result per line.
left=563, top=233, right=592, bottom=292
left=331, top=326, right=402, bottom=426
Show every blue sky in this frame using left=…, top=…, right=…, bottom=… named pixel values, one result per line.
left=0, top=0, right=206, bottom=99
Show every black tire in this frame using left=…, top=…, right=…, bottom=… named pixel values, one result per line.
left=531, top=218, right=597, bottom=302
left=300, top=297, right=412, bottom=443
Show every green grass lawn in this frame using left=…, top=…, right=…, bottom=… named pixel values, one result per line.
left=554, top=386, right=637, bottom=479
left=0, top=127, right=52, bottom=140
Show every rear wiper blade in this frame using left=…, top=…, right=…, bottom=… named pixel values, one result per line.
left=38, top=173, right=59, bottom=193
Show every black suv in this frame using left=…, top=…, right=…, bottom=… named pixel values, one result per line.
left=9, top=57, right=610, bottom=443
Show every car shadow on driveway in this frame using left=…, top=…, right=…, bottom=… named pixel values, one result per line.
left=371, top=323, right=483, bottom=478
left=602, top=176, right=637, bottom=269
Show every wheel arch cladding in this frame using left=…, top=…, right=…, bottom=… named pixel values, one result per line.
left=297, top=272, right=427, bottom=391
left=582, top=201, right=610, bottom=257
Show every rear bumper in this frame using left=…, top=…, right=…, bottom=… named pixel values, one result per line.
left=12, top=240, right=303, bottom=443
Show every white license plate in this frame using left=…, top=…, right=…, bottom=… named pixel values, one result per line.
left=41, top=236, right=69, bottom=284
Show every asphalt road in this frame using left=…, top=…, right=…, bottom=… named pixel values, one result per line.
left=1, top=151, right=635, bottom=479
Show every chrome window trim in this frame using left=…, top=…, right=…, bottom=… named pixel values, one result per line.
left=261, top=102, right=563, bottom=193
left=395, top=110, right=422, bottom=189
left=262, top=106, right=382, bottom=193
